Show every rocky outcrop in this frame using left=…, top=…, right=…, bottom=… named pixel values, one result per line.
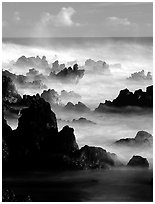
left=15, top=97, right=58, bottom=158
left=2, top=75, right=22, bottom=104
left=127, top=155, right=149, bottom=168
left=72, top=117, right=96, bottom=125
left=65, top=102, right=90, bottom=112
left=50, top=64, right=85, bottom=83
left=127, top=70, right=152, bottom=81
left=115, top=131, right=153, bottom=147
left=95, top=85, right=153, bottom=112
left=69, top=145, right=123, bottom=170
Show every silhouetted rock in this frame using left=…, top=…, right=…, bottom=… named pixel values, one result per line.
left=72, top=117, right=96, bottom=125
left=3, top=70, right=47, bottom=90
left=14, top=97, right=58, bottom=160
left=115, top=131, right=153, bottom=147
left=127, top=70, right=152, bottom=81
left=73, top=145, right=122, bottom=170
left=127, top=155, right=149, bottom=168
left=2, top=188, right=32, bottom=202
left=95, top=85, right=153, bottom=112
left=65, top=102, right=90, bottom=112
left=51, top=60, right=65, bottom=74
left=57, top=125, right=79, bottom=154
left=50, top=64, right=85, bottom=83
left=2, top=75, right=22, bottom=104
left=41, top=89, right=60, bottom=106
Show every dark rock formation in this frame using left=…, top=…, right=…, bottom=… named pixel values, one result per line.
left=50, top=63, right=85, bottom=83
left=65, top=102, right=90, bottom=112
left=115, top=131, right=153, bottom=147
left=3, top=70, right=47, bottom=90
left=57, top=126, right=79, bottom=154
left=127, top=155, right=149, bottom=168
left=72, top=117, right=96, bottom=125
left=2, top=188, right=32, bottom=202
left=51, top=60, right=65, bottom=74
left=2, top=75, right=22, bottom=104
left=95, top=85, right=153, bottom=112
left=15, top=97, right=58, bottom=158
left=73, top=145, right=122, bottom=170
left=41, top=89, right=60, bottom=105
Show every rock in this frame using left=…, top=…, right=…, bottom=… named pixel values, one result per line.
left=127, top=155, right=149, bottom=168
left=14, top=97, right=58, bottom=158
left=2, top=75, right=22, bottom=104
left=65, top=101, right=90, bottom=112
left=49, top=64, right=85, bottom=83
left=57, top=125, right=79, bottom=154
left=72, top=117, right=96, bottom=125
left=73, top=145, right=122, bottom=170
left=95, top=85, right=153, bottom=112
left=115, top=131, right=153, bottom=147
left=41, top=89, right=60, bottom=106
left=127, top=70, right=152, bottom=81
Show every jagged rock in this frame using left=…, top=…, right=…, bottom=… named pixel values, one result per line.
left=115, top=131, right=153, bottom=147
left=95, top=85, right=153, bottom=112
left=127, top=155, right=149, bottom=168
left=41, top=89, right=60, bottom=105
left=127, top=70, right=152, bottom=81
left=50, top=64, right=85, bottom=83
left=14, top=98, right=58, bottom=158
left=65, top=102, right=90, bottom=112
left=2, top=75, right=22, bottom=104
left=72, top=145, right=122, bottom=170
left=57, top=125, right=79, bottom=154
left=72, top=117, right=96, bottom=125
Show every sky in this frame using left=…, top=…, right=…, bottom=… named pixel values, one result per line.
left=2, top=2, right=153, bottom=37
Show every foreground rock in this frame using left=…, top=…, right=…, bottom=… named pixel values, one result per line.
left=2, top=188, right=32, bottom=202
left=115, top=131, right=153, bottom=147
left=127, top=155, right=149, bottom=168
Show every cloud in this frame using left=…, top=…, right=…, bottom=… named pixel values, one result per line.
left=41, top=7, right=79, bottom=27
left=13, top=11, right=21, bottom=23
left=106, top=16, right=131, bottom=26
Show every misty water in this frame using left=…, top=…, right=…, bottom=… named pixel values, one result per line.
left=3, top=168, right=153, bottom=202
